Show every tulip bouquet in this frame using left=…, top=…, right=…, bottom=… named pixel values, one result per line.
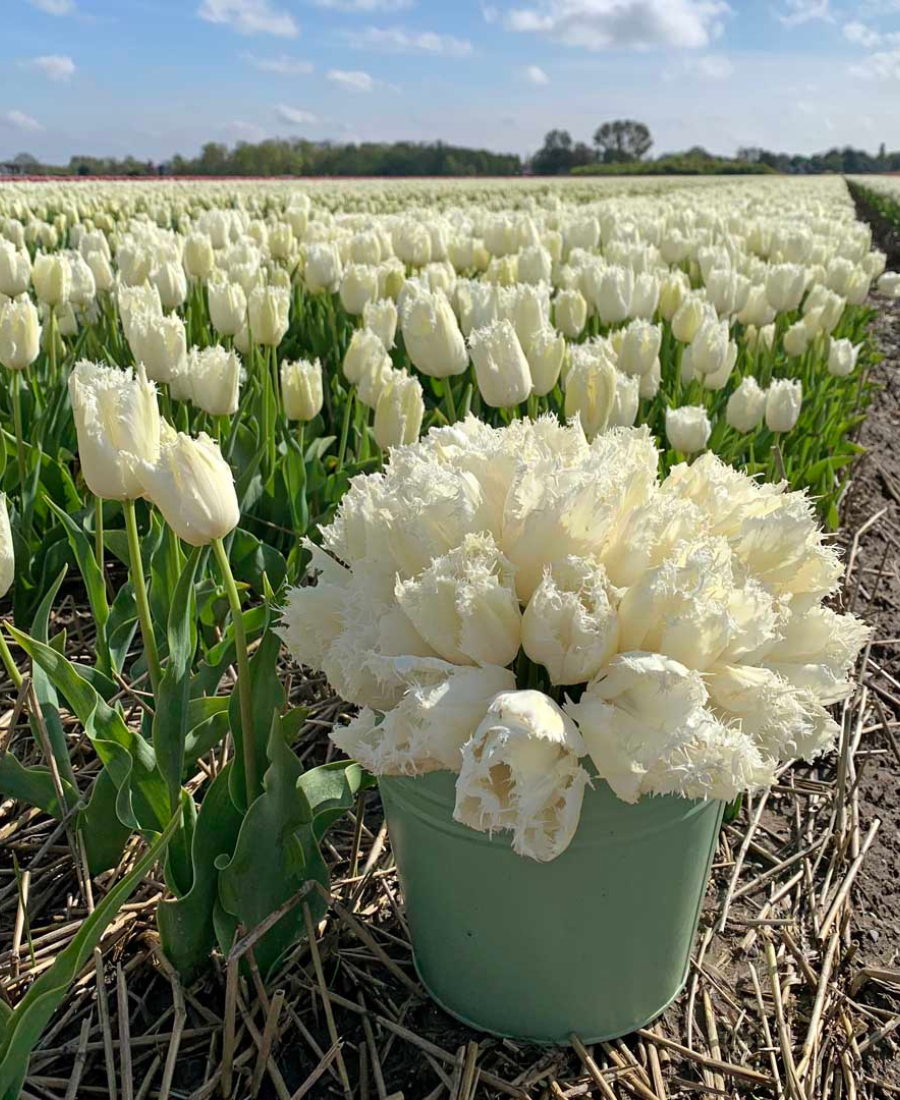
left=282, top=415, right=866, bottom=861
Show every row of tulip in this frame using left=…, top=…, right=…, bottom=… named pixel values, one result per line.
left=0, top=175, right=887, bottom=1085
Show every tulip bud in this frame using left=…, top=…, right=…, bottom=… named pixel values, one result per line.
left=32, top=253, right=70, bottom=307
left=378, top=258, right=406, bottom=301
left=726, top=376, right=766, bottom=433
left=183, top=233, right=215, bottom=281
left=525, top=326, right=566, bottom=396
left=268, top=223, right=295, bottom=262
left=129, top=312, right=187, bottom=384
left=248, top=284, right=289, bottom=348
left=765, top=263, right=805, bottom=313
left=665, top=405, right=711, bottom=454
left=658, top=271, right=689, bottom=321
left=454, top=689, right=588, bottom=862
left=340, top=264, right=379, bottom=316
left=737, top=284, right=776, bottom=328
left=564, top=347, right=617, bottom=440
left=68, top=360, right=161, bottom=501
left=671, top=295, right=707, bottom=343
left=180, top=345, right=241, bottom=416
left=783, top=320, right=809, bottom=358
left=758, top=323, right=775, bottom=352
left=609, top=370, right=640, bottom=428
left=401, top=289, right=469, bottom=378
left=765, top=378, right=802, bottom=433
left=639, top=356, right=661, bottom=400
left=0, top=494, right=12, bottom=600
left=0, top=296, right=41, bottom=371
left=85, top=250, right=114, bottom=293
left=305, top=242, right=343, bottom=294
left=52, top=302, right=79, bottom=338
left=630, top=272, right=660, bottom=320
left=517, top=244, right=552, bottom=286
left=135, top=430, right=240, bottom=546
left=208, top=279, right=247, bottom=337
left=522, top=556, right=618, bottom=685
left=553, top=288, right=587, bottom=338
left=595, top=265, right=633, bottom=325
left=396, top=531, right=522, bottom=667
left=877, top=272, right=900, bottom=299
left=828, top=338, right=861, bottom=378
left=374, top=369, right=424, bottom=450
left=356, top=354, right=395, bottom=411
left=617, top=319, right=661, bottom=378
left=0, top=240, right=31, bottom=298
left=845, top=269, right=871, bottom=306
left=343, top=328, right=390, bottom=385
left=151, top=259, right=188, bottom=311
left=363, top=297, right=398, bottom=350
left=281, top=358, right=323, bottom=422
left=469, top=319, right=533, bottom=408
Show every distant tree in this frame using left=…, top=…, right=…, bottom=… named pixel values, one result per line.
left=532, top=129, right=587, bottom=175
left=13, top=152, right=40, bottom=168
left=593, top=120, right=653, bottom=163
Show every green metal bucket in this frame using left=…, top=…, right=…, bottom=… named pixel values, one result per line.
left=379, top=770, right=724, bottom=1044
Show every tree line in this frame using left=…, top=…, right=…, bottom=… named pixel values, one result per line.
left=7, top=123, right=900, bottom=178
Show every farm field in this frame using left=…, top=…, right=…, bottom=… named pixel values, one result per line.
left=0, top=173, right=899, bottom=1099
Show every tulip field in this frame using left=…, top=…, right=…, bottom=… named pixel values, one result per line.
left=0, top=174, right=898, bottom=1098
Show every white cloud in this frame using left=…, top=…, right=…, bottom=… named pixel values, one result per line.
left=197, top=0, right=299, bottom=38
left=276, top=104, right=319, bottom=124
left=243, top=52, right=314, bottom=73
left=525, top=63, right=549, bottom=83
left=343, top=26, right=474, bottom=55
left=482, top=3, right=499, bottom=21
left=774, top=0, right=832, bottom=28
left=326, top=68, right=376, bottom=90
left=849, top=46, right=900, bottom=78
left=24, top=54, right=76, bottom=81
left=843, top=20, right=882, bottom=47
left=3, top=110, right=43, bottom=132
left=693, top=52, right=733, bottom=77
left=503, top=0, right=730, bottom=51
left=232, top=119, right=267, bottom=140
left=314, top=0, right=414, bottom=9
left=27, top=0, right=75, bottom=13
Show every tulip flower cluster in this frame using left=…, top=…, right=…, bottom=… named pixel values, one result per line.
left=281, top=416, right=867, bottom=862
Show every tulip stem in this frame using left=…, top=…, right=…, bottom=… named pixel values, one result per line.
left=123, top=500, right=162, bottom=696
left=11, top=372, right=28, bottom=509
left=444, top=378, right=457, bottom=425
left=212, top=537, right=258, bottom=808
left=95, top=496, right=105, bottom=589
left=0, top=624, right=23, bottom=691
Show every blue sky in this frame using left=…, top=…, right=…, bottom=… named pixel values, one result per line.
left=2, top=0, right=900, bottom=163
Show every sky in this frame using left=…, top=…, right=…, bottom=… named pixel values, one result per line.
left=2, top=0, right=900, bottom=164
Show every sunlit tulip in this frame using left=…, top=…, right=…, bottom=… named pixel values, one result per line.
left=595, top=265, right=633, bottom=325
left=565, top=348, right=617, bottom=440
left=248, top=284, right=289, bottom=347
left=134, top=430, right=240, bottom=546
left=454, top=689, right=589, bottom=862
left=0, top=495, right=12, bottom=600
left=617, top=319, right=661, bottom=378
left=363, top=297, right=398, bottom=350
left=374, top=369, right=424, bottom=450
left=68, top=360, right=161, bottom=500
left=665, top=406, right=711, bottom=454
left=340, top=264, right=379, bottom=316
left=401, top=289, right=468, bottom=378
left=469, top=320, right=532, bottom=408
left=783, top=320, right=809, bottom=358
left=208, top=279, right=247, bottom=337
left=305, top=241, right=343, bottom=294
left=182, top=345, right=240, bottom=416
left=129, top=312, right=187, bottom=384
left=183, top=233, right=216, bottom=281
left=0, top=296, right=41, bottom=371
left=525, top=326, right=566, bottom=396
left=152, top=259, right=188, bottom=310
left=281, top=358, right=323, bottom=422
left=726, top=376, right=766, bottom=433
left=0, top=241, right=31, bottom=298
left=553, top=288, right=587, bottom=338
left=671, top=295, right=706, bottom=343
left=32, top=253, right=70, bottom=307
left=765, top=264, right=805, bottom=313
left=828, top=338, right=861, bottom=378
left=877, top=271, right=900, bottom=299
left=765, top=378, right=802, bottom=433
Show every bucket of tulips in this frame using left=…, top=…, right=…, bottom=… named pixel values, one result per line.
left=281, top=415, right=866, bottom=1043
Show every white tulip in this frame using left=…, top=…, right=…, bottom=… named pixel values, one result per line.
left=0, top=495, right=13, bottom=600
left=128, top=312, right=187, bottom=384
left=0, top=296, right=41, bottom=371
left=134, top=430, right=240, bottom=546
left=248, top=284, right=289, bottom=348
left=553, top=288, right=587, bottom=338
left=181, top=345, right=240, bottom=416
left=0, top=241, right=31, bottom=298
left=726, top=376, right=766, bottom=433
left=522, top=556, right=618, bottom=685
left=340, top=264, right=379, bottom=316
left=401, top=289, right=469, bottom=378
left=454, top=690, right=589, bottom=862
left=617, top=319, right=661, bottom=378
left=208, top=279, right=247, bottom=337
left=68, top=360, right=161, bottom=501
left=32, top=253, right=70, bottom=307
left=469, top=319, right=532, bottom=408
left=765, top=378, right=802, bottom=433
left=665, top=405, right=711, bottom=455
left=374, top=370, right=424, bottom=450
left=525, top=326, right=566, bottom=396
left=564, top=348, right=617, bottom=441
left=363, top=297, right=398, bottom=349
left=281, top=358, right=323, bottom=422
left=827, top=338, right=861, bottom=378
